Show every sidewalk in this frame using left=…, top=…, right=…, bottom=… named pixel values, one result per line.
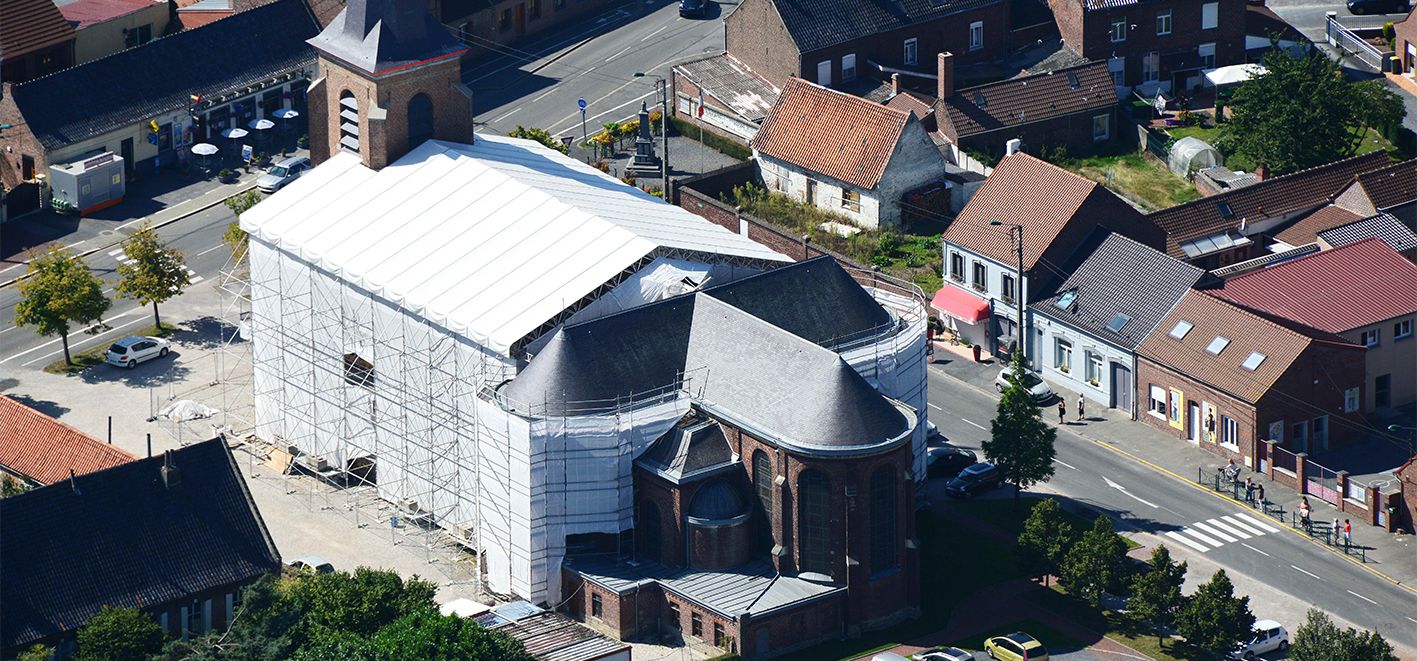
left=928, top=345, right=1417, bottom=589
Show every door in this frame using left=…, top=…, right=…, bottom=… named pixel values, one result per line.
left=1110, top=362, right=1132, bottom=412
left=1312, top=416, right=1329, bottom=451
left=515, top=3, right=525, bottom=34
left=1292, top=421, right=1308, bottom=452
left=1375, top=374, right=1392, bottom=408
left=1187, top=403, right=1200, bottom=442
left=805, top=178, right=816, bottom=206
left=120, top=137, right=135, bottom=178
left=817, top=60, right=832, bottom=86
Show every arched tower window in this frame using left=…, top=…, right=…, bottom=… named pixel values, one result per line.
left=797, top=469, right=833, bottom=575
left=339, top=90, right=359, bottom=154
left=408, top=93, right=434, bottom=148
left=638, top=500, right=661, bottom=563
left=870, top=465, right=898, bottom=573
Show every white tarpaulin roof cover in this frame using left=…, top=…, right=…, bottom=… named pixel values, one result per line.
left=1203, top=64, right=1266, bottom=87
left=241, top=134, right=788, bottom=354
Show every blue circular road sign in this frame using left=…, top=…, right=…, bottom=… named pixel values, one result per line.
left=578, top=98, right=587, bottom=110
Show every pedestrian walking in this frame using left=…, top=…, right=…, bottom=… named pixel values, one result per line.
left=1058, top=398, right=1066, bottom=424
left=1343, top=519, right=1352, bottom=547
left=1244, top=477, right=1255, bottom=504
left=1299, top=497, right=1311, bottom=531
left=1332, top=518, right=1340, bottom=544
left=1255, top=482, right=1265, bottom=508
left=1076, top=394, right=1086, bottom=421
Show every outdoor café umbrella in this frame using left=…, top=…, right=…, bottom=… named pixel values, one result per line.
left=249, top=118, right=275, bottom=130
left=272, top=108, right=300, bottom=140
left=191, top=142, right=219, bottom=172
left=220, top=127, right=249, bottom=139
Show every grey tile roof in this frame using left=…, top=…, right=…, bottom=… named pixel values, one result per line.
left=307, top=0, right=466, bottom=75
left=1318, top=212, right=1417, bottom=253
left=489, top=611, right=629, bottom=661
left=674, top=53, right=780, bottom=123
left=565, top=556, right=844, bottom=618
left=1031, top=232, right=1207, bottom=350
left=635, top=416, right=737, bottom=484
left=770, top=0, right=1003, bottom=53
left=706, top=255, right=896, bottom=348
left=10, top=0, right=318, bottom=152
left=0, top=439, right=280, bottom=652
left=686, top=295, right=911, bottom=455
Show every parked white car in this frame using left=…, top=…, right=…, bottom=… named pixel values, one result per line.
left=287, top=555, right=334, bottom=574
left=106, top=336, right=170, bottom=368
left=257, top=155, right=311, bottom=193
left=913, top=646, right=974, bottom=661
left=993, top=368, right=1054, bottom=403
left=1229, top=619, right=1288, bottom=659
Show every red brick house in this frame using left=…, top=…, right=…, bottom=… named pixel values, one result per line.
left=1395, top=453, right=1417, bottom=534
left=0, top=395, right=134, bottom=489
left=1046, top=0, right=1246, bottom=94
left=1136, top=291, right=1366, bottom=467
left=0, top=0, right=76, bottom=84
left=725, top=0, right=1008, bottom=91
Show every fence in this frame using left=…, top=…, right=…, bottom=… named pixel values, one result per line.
left=1272, top=445, right=1298, bottom=476
left=1326, top=14, right=1388, bottom=72
left=1306, top=459, right=1341, bottom=506
left=1344, top=478, right=1370, bottom=509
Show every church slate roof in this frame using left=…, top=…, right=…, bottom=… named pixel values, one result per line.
left=635, top=417, right=736, bottom=484
left=307, top=0, right=466, bottom=75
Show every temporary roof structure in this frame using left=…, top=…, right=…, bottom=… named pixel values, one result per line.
left=241, top=134, right=788, bottom=354
left=1203, top=64, right=1266, bottom=87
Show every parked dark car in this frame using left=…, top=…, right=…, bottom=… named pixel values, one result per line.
left=1347, top=0, right=1409, bottom=14
left=945, top=462, right=1002, bottom=498
left=926, top=446, right=977, bottom=479
left=679, top=0, right=709, bottom=17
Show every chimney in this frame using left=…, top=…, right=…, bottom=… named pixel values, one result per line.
left=937, top=52, right=955, bottom=100
left=891, top=73, right=901, bottom=96
left=160, top=450, right=181, bottom=490
left=1254, top=163, right=1269, bottom=181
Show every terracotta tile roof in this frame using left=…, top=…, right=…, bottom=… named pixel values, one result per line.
left=1148, top=151, right=1392, bottom=259
left=0, top=0, right=75, bottom=60
left=1209, top=237, right=1417, bottom=334
left=937, top=61, right=1118, bottom=139
left=1351, top=158, right=1416, bottom=210
left=1138, top=291, right=1329, bottom=404
left=753, top=77, right=912, bottom=190
left=58, top=0, right=156, bottom=30
left=1272, top=205, right=1361, bottom=247
left=0, top=395, right=133, bottom=485
left=886, top=90, right=934, bottom=121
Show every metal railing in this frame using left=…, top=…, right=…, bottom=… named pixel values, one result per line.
left=1198, top=468, right=1284, bottom=519
left=1306, top=460, right=1341, bottom=506
left=1272, top=445, right=1298, bottom=475
left=1289, top=511, right=1368, bottom=562
left=1326, top=14, right=1388, bottom=72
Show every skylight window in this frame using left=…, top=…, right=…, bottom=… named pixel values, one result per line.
left=973, top=91, right=987, bottom=108
left=1218, top=202, right=1234, bottom=219
left=1169, top=320, right=1193, bottom=339
left=1054, top=291, right=1078, bottom=309
left=1106, top=312, right=1130, bottom=333
left=1241, top=351, right=1266, bottom=371
left=1067, top=72, right=1080, bottom=89
left=1206, top=336, right=1231, bottom=355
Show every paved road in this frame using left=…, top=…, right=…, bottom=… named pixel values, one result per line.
left=924, top=366, right=1417, bottom=652
left=1266, top=0, right=1411, bottom=41
left=467, top=0, right=728, bottom=139
left=0, top=204, right=238, bottom=369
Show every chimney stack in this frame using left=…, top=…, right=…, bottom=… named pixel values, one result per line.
left=937, top=52, right=955, bottom=100
left=161, top=450, right=181, bottom=490
left=891, top=73, right=900, bottom=96
left=1254, top=163, right=1269, bottom=181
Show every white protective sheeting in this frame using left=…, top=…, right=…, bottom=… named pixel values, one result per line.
left=241, top=134, right=787, bottom=355
left=1203, top=64, right=1266, bottom=87
left=837, top=287, right=930, bottom=480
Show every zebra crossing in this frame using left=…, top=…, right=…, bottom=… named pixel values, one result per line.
left=109, top=248, right=203, bottom=284
left=1164, top=512, right=1280, bottom=553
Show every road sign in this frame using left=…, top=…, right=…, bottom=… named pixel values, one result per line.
left=242, top=144, right=253, bottom=163
left=577, top=97, right=587, bottom=110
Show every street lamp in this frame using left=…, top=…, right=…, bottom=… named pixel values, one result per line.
left=989, top=220, right=1025, bottom=364
left=1387, top=424, right=1416, bottom=453
left=633, top=72, right=669, bottom=196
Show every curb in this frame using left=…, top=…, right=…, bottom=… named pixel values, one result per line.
left=926, top=362, right=1417, bottom=595
left=0, top=180, right=257, bottom=289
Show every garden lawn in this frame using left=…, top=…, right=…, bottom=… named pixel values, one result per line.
left=1166, top=125, right=1396, bottom=174
left=43, top=323, right=174, bottom=375
left=1059, top=152, right=1200, bottom=211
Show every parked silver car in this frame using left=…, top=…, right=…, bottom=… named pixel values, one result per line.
left=1228, top=619, right=1288, bottom=659
left=993, top=368, right=1054, bottom=403
left=257, top=156, right=311, bottom=193
left=106, top=336, right=171, bottom=368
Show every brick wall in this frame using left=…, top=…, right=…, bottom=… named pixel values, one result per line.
left=725, top=0, right=800, bottom=88
left=0, top=83, right=48, bottom=189
left=799, top=2, right=1010, bottom=88
left=1136, top=355, right=1261, bottom=465
left=1047, top=0, right=1245, bottom=89
left=676, top=175, right=860, bottom=266
left=956, top=107, right=1119, bottom=162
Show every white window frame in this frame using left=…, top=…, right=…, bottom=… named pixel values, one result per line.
left=1395, top=318, right=1413, bottom=339
left=969, top=21, right=984, bottom=51
left=1001, top=272, right=1016, bottom=303
left=1149, top=385, right=1167, bottom=418
left=1221, top=415, right=1239, bottom=449
left=817, top=60, right=832, bottom=86
left=1361, top=328, right=1380, bottom=347
left=1202, top=2, right=1219, bottom=30
left=1142, top=52, right=1160, bottom=83
left=1108, top=56, right=1125, bottom=87
left=1092, top=114, right=1110, bottom=140
left=949, top=251, right=964, bottom=282
left=971, top=261, right=986, bottom=292
left=1056, top=338, right=1073, bottom=372
left=1198, top=42, right=1217, bottom=69
left=904, top=38, right=918, bottom=66
left=842, top=53, right=857, bottom=82
left=1085, top=351, right=1103, bottom=385
left=840, top=187, right=861, bottom=212
left=1110, top=18, right=1127, bottom=43
left=1344, top=387, right=1360, bottom=413
left=1156, top=9, right=1172, bottom=36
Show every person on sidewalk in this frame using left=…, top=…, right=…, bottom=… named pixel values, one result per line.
left=1332, top=518, right=1340, bottom=544
left=1299, top=497, right=1311, bottom=531
left=1058, top=399, right=1067, bottom=424
left=1077, top=394, right=1086, bottom=422
left=1244, top=477, right=1255, bottom=504
left=1255, top=482, right=1265, bottom=508
left=1343, top=519, right=1352, bottom=547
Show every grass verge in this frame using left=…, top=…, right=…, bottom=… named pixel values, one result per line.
left=1039, top=584, right=1212, bottom=661
left=43, top=322, right=174, bottom=375
left=950, top=496, right=1142, bottom=550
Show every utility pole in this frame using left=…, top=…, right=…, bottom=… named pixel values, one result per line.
left=660, top=77, right=670, bottom=197
left=989, top=220, right=1026, bottom=364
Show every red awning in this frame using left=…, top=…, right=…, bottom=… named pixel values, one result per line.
left=931, top=286, right=990, bottom=324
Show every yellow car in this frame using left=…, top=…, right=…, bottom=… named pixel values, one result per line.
left=984, top=632, right=1048, bottom=661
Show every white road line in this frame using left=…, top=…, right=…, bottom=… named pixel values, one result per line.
left=928, top=403, right=943, bottom=411
left=493, top=108, right=522, bottom=122
left=1165, top=531, right=1211, bottom=553
left=107, top=248, right=124, bottom=257
left=0, top=326, right=17, bottom=335
left=1232, top=512, right=1280, bottom=533
left=1291, top=564, right=1323, bottom=581
left=640, top=25, right=668, bottom=41
left=1406, top=616, right=1417, bottom=625
left=603, top=45, right=633, bottom=63
left=20, top=315, right=150, bottom=367
left=549, top=87, right=657, bottom=135
left=1204, top=517, right=1252, bottom=539
left=0, top=311, right=131, bottom=364
left=1220, top=514, right=1268, bottom=536
left=1054, top=458, right=1078, bottom=470
left=1239, top=542, right=1271, bottom=557
left=1346, top=590, right=1377, bottom=605
left=960, top=418, right=987, bottom=430
left=190, top=276, right=205, bottom=284
left=1189, top=521, right=1237, bottom=543
left=1179, top=527, right=1223, bottom=548
left=530, top=86, right=561, bottom=103
left=1102, top=476, right=1160, bottom=508
left=196, top=244, right=226, bottom=257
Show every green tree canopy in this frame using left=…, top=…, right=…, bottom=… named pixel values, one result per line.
left=115, top=224, right=190, bottom=328
left=223, top=189, right=264, bottom=263
left=1291, top=608, right=1398, bottom=661
left=1223, top=48, right=1404, bottom=175
left=14, top=244, right=111, bottom=365
left=983, top=354, right=1057, bottom=502
left=1059, top=515, right=1130, bottom=607
left=1177, top=569, right=1254, bottom=656
left=506, top=126, right=570, bottom=154
left=1128, top=544, right=1187, bottom=643
left=1016, top=498, right=1075, bottom=585
left=76, top=606, right=165, bottom=661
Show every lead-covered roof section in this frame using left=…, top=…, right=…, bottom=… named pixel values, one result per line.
left=307, top=0, right=466, bottom=74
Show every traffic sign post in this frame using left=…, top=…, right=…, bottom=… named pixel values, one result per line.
left=578, top=97, right=588, bottom=146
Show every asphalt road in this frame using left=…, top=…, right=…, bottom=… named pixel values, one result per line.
left=0, top=204, right=238, bottom=369
left=924, top=365, right=1417, bottom=652
left=1266, top=0, right=1412, bottom=41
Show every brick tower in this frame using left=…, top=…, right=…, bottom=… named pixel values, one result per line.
left=305, top=0, right=473, bottom=169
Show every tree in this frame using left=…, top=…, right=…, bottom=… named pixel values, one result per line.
left=17, top=644, right=50, bottom=661
left=1128, top=544, right=1187, bottom=644
left=982, top=353, right=1057, bottom=502
left=14, top=245, right=111, bottom=365
left=2, top=474, right=29, bottom=497
left=1016, top=498, right=1075, bottom=586
left=367, top=608, right=535, bottom=661
left=1059, top=515, right=1130, bottom=607
left=76, top=606, right=164, bottom=661
left=223, top=189, right=264, bottom=261
left=1223, top=48, right=1405, bottom=175
left=1291, top=608, right=1398, bottom=661
left=1176, top=569, right=1254, bottom=656
left=506, top=125, right=569, bottom=154
left=115, top=224, right=190, bottom=328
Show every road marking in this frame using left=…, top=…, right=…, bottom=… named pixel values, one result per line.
left=1204, top=517, right=1252, bottom=539
left=1054, top=458, right=1078, bottom=470
left=107, top=248, right=124, bottom=257
left=603, top=45, right=633, bottom=63
left=1102, top=476, right=1160, bottom=508
left=1291, top=564, right=1323, bottom=581
left=1178, top=527, right=1222, bottom=548
left=960, top=418, right=986, bottom=430
left=1231, top=512, right=1279, bottom=533
left=1165, top=530, right=1211, bottom=553
left=1219, top=514, right=1268, bottom=536
left=1346, top=590, right=1377, bottom=605
left=493, top=108, right=522, bottom=122
left=190, top=276, right=205, bottom=284
left=530, top=86, right=561, bottom=103
left=928, top=403, right=943, bottom=411
left=1189, top=521, right=1237, bottom=543
left=1240, top=542, right=1271, bottom=557
left=196, top=244, right=226, bottom=257
left=0, top=310, right=128, bottom=363
left=20, top=315, right=150, bottom=367
left=0, top=325, right=17, bottom=335
left=640, top=25, right=668, bottom=41
left=1406, top=616, right=1417, bottom=625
